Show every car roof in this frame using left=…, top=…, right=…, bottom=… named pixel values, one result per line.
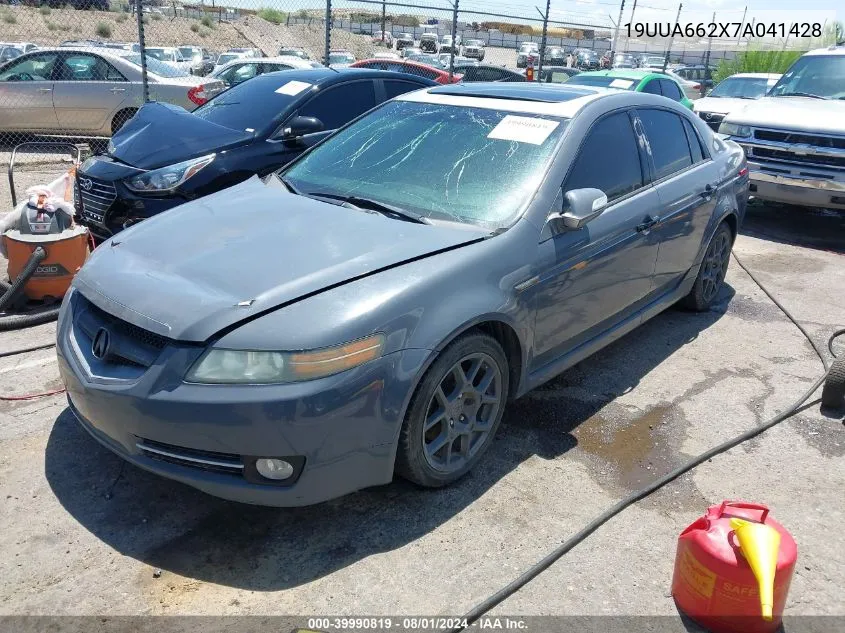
left=247, top=67, right=440, bottom=85
left=727, top=73, right=783, bottom=80
left=576, top=69, right=657, bottom=80
left=804, top=45, right=845, bottom=56
left=19, top=46, right=132, bottom=58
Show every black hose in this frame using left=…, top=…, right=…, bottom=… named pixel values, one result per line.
left=0, top=341, right=57, bottom=359
left=0, top=306, right=61, bottom=332
left=449, top=252, right=842, bottom=631
left=0, top=246, right=46, bottom=313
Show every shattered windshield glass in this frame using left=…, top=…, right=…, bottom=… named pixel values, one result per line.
left=280, top=100, right=568, bottom=229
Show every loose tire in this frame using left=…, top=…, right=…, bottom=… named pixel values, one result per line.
left=680, top=221, right=733, bottom=312
left=395, top=332, right=510, bottom=487
left=821, top=357, right=845, bottom=412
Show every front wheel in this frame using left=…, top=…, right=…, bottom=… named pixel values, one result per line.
left=680, top=221, right=733, bottom=311
left=395, top=332, right=509, bottom=488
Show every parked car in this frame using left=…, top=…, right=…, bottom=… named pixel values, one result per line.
left=574, top=48, right=600, bottom=70
left=178, top=45, right=215, bottom=76
left=406, top=53, right=444, bottom=69
left=612, top=53, right=637, bottom=68
left=693, top=73, right=781, bottom=131
left=566, top=69, right=694, bottom=109
left=96, top=42, right=141, bottom=54
left=209, top=55, right=317, bottom=87
left=58, top=83, right=748, bottom=506
left=440, top=34, right=461, bottom=55
left=638, top=54, right=668, bottom=69
left=719, top=45, right=845, bottom=210
left=419, top=33, right=439, bottom=54
left=438, top=53, right=476, bottom=68
left=655, top=68, right=704, bottom=100
left=516, top=42, right=539, bottom=68
left=351, top=59, right=462, bottom=85
left=401, top=46, right=423, bottom=59
left=395, top=33, right=415, bottom=51
left=72, top=69, right=438, bottom=242
left=372, top=31, right=393, bottom=47
left=0, top=47, right=225, bottom=136
left=230, top=47, right=264, bottom=58
left=455, top=63, right=525, bottom=82
left=529, top=66, right=580, bottom=83
left=543, top=46, right=565, bottom=66
left=674, top=65, right=718, bottom=90
left=373, top=51, right=402, bottom=60
left=277, top=46, right=310, bottom=60
left=144, top=47, right=193, bottom=74
left=0, top=46, right=23, bottom=65
left=212, top=51, right=251, bottom=72
left=463, top=39, right=486, bottom=61
left=328, top=50, right=356, bottom=69
left=0, top=41, right=37, bottom=54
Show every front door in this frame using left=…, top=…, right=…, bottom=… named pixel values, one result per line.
left=634, top=107, right=721, bottom=292
left=532, top=110, right=661, bottom=369
left=0, top=51, right=60, bottom=132
left=52, top=52, right=130, bottom=134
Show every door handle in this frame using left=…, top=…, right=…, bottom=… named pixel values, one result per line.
left=38, top=87, right=52, bottom=92
left=110, top=87, right=126, bottom=93
left=700, top=183, right=716, bottom=198
left=636, top=216, right=659, bottom=233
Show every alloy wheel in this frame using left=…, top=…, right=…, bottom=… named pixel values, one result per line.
left=701, top=229, right=731, bottom=302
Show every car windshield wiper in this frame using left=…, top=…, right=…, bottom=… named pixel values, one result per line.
left=775, top=91, right=827, bottom=99
left=308, top=192, right=431, bottom=225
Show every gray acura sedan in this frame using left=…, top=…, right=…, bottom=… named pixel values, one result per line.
left=57, top=83, right=749, bottom=506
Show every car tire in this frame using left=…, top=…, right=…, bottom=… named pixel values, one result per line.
left=111, top=108, right=138, bottom=135
left=679, top=221, right=733, bottom=312
left=821, top=357, right=845, bottom=412
left=395, top=331, right=510, bottom=488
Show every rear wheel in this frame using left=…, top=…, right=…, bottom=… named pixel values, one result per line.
left=396, top=332, right=509, bottom=487
left=680, top=221, right=733, bottom=312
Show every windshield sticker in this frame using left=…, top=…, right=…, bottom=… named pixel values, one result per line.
left=487, top=115, right=560, bottom=145
left=275, top=80, right=312, bottom=96
left=609, top=78, right=635, bottom=89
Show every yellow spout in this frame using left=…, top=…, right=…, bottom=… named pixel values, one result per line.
left=731, top=518, right=781, bottom=621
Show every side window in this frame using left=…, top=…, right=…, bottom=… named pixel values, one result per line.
left=383, top=79, right=424, bottom=99
left=299, top=81, right=377, bottom=130
left=659, top=79, right=684, bottom=101
left=682, top=118, right=705, bottom=163
left=563, top=111, right=643, bottom=203
left=56, top=54, right=115, bottom=81
left=0, top=52, right=58, bottom=81
left=637, top=108, right=693, bottom=180
left=641, top=78, right=661, bottom=95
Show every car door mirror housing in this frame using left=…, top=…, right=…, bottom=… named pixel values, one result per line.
left=550, top=188, right=608, bottom=231
left=278, top=115, right=324, bottom=140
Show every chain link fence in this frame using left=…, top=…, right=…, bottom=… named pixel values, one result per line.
left=0, top=0, right=832, bottom=198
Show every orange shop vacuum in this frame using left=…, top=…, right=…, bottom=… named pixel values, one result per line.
left=1, top=165, right=91, bottom=330
left=671, top=501, right=798, bottom=633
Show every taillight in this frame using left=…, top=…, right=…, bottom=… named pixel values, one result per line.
left=739, top=167, right=749, bottom=177
left=692, top=84, right=701, bottom=90
left=188, top=84, right=209, bottom=106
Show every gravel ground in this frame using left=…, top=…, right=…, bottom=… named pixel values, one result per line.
left=0, top=176, right=843, bottom=624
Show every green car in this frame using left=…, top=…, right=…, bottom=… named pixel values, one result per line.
left=564, top=69, right=694, bottom=110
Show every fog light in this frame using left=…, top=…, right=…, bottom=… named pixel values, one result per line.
left=255, top=458, right=294, bottom=480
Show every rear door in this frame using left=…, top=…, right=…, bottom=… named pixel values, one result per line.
left=52, top=52, right=130, bottom=134
left=0, top=51, right=59, bottom=132
left=381, top=78, right=430, bottom=100
left=634, top=108, right=720, bottom=292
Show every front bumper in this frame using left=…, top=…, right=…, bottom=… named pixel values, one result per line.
left=56, top=292, right=430, bottom=506
left=743, top=159, right=845, bottom=210
left=464, top=50, right=484, bottom=59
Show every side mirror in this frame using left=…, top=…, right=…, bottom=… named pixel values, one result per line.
left=550, top=188, right=607, bottom=231
left=279, top=115, right=324, bottom=140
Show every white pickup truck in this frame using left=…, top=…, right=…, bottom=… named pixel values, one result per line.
left=719, top=45, right=845, bottom=210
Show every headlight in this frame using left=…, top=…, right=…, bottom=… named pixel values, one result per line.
left=185, top=333, right=386, bottom=384
left=124, top=154, right=215, bottom=193
left=718, top=122, right=752, bottom=138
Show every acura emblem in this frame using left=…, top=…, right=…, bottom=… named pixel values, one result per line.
left=92, top=328, right=111, bottom=360
left=79, top=177, right=93, bottom=191
left=705, top=113, right=713, bottom=120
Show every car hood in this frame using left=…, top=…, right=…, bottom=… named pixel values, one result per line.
left=107, top=102, right=252, bottom=170
left=723, top=96, right=845, bottom=134
left=73, top=176, right=488, bottom=342
left=694, top=96, right=756, bottom=115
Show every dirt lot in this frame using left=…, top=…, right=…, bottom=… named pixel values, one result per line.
left=0, top=170, right=843, bottom=624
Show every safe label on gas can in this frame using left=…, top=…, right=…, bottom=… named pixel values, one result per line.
left=679, top=549, right=717, bottom=599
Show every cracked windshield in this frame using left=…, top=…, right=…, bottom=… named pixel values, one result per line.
left=281, top=100, right=568, bottom=229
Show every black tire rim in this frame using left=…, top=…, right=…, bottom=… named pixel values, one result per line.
left=422, top=352, right=503, bottom=473
left=701, top=230, right=730, bottom=303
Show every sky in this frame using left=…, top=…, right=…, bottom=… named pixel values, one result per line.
left=207, top=0, right=842, bottom=32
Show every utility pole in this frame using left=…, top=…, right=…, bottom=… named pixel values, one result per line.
left=624, top=0, right=638, bottom=51
left=448, top=0, right=459, bottom=82
left=381, top=0, right=386, bottom=44
left=702, top=11, right=715, bottom=96
left=736, top=6, right=747, bottom=49
left=136, top=0, right=149, bottom=103
left=662, top=2, right=681, bottom=72
left=610, top=0, right=625, bottom=54
left=536, top=0, right=551, bottom=78
left=324, top=0, right=332, bottom=66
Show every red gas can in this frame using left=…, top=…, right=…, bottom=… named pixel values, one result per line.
left=671, top=501, right=797, bottom=633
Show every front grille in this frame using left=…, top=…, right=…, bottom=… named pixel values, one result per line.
left=751, top=146, right=845, bottom=169
left=137, top=439, right=244, bottom=475
left=74, top=294, right=170, bottom=368
left=77, top=175, right=116, bottom=227
left=698, top=111, right=724, bottom=131
left=753, top=129, right=845, bottom=150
